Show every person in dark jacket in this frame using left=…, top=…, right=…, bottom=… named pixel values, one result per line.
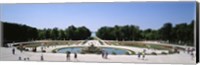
left=66, top=51, right=71, bottom=61
left=12, top=48, right=15, bottom=55
left=138, top=52, right=141, bottom=59
left=74, top=52, right=77, bottom=59
left=101, top=50, right=105, bottom=59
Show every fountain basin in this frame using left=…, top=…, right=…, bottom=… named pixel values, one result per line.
left=55, top=46, right=134, bottom=55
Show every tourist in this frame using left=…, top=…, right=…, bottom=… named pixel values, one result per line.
left=12, top=48, right=15, bottom=55
left=137, top=52, right=141, bottom=59
left=18, top=56, right=21, bottom=60
left=187, top=48, right=190, bottom=54
left=66, top=51, right=71, bottom=61
left=74, top=52, right=77, bottom=59
left=101, top=50, right=105, bottom=59
left=191, top=48, right=195, bottom=53
left=105, top=52, right=108, bottom=59
left=142, top=52, right=145, bottom=60
left=27, top=57, right=30, bottom=61
left=191, top=51, right=195, bottom=60
left=41, top=55, right=44, bottom=61
left=142, top=49, right=146, bottom=60
left=24, top=58, right=26, bottom=61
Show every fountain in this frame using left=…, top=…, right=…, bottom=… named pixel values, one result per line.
left=81, top=44, right=102, bottom=54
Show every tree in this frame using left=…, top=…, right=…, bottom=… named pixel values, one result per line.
left=2, top=21, right=38, bottom=47
left=38, top=29, right=45, bottom=40
left=142, top=29, right=160, bottom=40
left=51, top=27, right=59, bottom=40
left=159, top=23, right=173, bottom=41
left=96, top=26, right=115, bottom=40
left=58, top=29, right=66, bottom=40
left=45, top=29, right=51, bottom=39
left=113, top=25, right=124, bottom=40
left=77, top=26, right=91, bottom=39
left=65, top=25, right=91, bottom=40
left=188, top=20, right=194, bottom=44
left=96, top=25, right=141, bottom=41
left=173, top=21, right=194, bottom=45
left=66, top=25, right=76, bottom=40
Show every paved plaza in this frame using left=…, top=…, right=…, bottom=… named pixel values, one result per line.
left=0, top=40, right=196, bottom=64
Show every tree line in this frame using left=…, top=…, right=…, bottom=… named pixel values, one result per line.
left=2, top=22, right=38, bottom=46
left=96, top=20, right=194, bottom=46
left=96, top=25, right=141, bottom=40
left=37, top=25, right=91, bottom=40
left=2, top=21, right=91, bottom=47
left=1, top=20, right=195, bottom=47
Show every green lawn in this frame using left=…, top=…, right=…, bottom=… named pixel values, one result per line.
left=106, top=41, right=173, bottom=50
left=15, top=40, right=83, bottom=48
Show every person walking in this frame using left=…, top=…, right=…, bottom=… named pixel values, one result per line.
left=142, top=49, right=146, bottom=60
left=187, top=48, right=190, bottom=54
left=18, top=56, right=22, bottom=60
left=74, top=52, right=77, bottom=60
left=101, top=50, right=105, bottom=59
left=41, top=55, right=44, bottom=61
left=137, top=52, right=141, bottom=59
left=24, top=58, right=26, bottom=61
left=12, top=48, right=15, bottom=55
left=66, top=51, right=71, bottom=61
left=105, top=52, right=108, bottom=59
left=27, top=57, right=30, bottom=61
left=142, top=52, right=145, bottom=60
left=191, top=51, right=195, bottom=60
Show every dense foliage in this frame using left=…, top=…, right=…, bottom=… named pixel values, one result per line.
left=37, top=25, right=91, bottom=40
left=96, top=25, right=141, bottom=40
left=2, top=22, right=38, bottom=46
left=2, top=22, right=91, bottom=47
left=96, top=20, right=195, bottom=46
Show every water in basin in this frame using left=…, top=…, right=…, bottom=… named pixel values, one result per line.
left=57, top=47, right=130, bottom=55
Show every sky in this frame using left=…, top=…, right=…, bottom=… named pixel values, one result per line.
left=0, top=2, right=196, bottom=32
